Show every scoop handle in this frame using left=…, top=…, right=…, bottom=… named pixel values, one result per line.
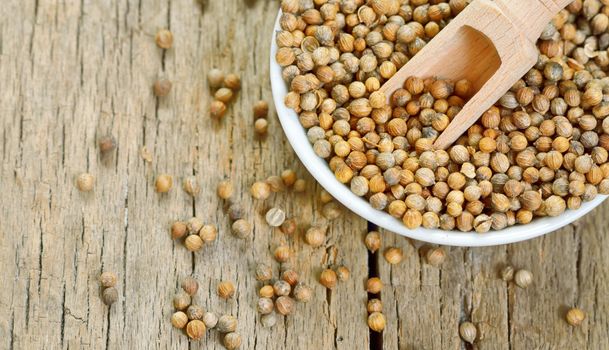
left=494, top=0, right=573, bottom=43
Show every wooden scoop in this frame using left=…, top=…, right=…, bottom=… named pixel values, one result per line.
left=379, top=0, right=573, bottom=150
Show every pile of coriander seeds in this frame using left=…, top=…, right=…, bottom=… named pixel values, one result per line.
left=276, top=0, right=609, bottom=232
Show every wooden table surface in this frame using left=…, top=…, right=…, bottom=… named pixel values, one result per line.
left=1, top=0, right=609, bottom=349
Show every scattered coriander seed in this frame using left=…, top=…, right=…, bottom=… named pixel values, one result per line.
left=514, top=269, right=533, bottom=288
left=102, top=287, right=118, bottom=306
left=182, top=176, right=200, bottom=197
left=366, top=277, right=383, bottom=294
left=273, top=280, right=292, bottom=296
left=500, top=266, right=515, bottom=282
left=459, top=322, right=477, bottom=344
left=76, top=173, right=95, bottom=192
left=184, top=235, right=204, bottom=252
left=153, top=79, right=172, bottom=97
left=217, top=315, right=238, bottom=333
left=155, top=29, right=173, bottom=49
left=231, top=219, right=252, bottom=239
left=364, top=231, right=381, bottom=253
left=293, top=179, right=306, bottom=192
left=566, top=308, right=586, bottom=326
left=320, top=190, right=333, bottom=204
left=223, top=332, right=242, bottom=350
left=98, top=134, right=117, bottom=154
left=187, top=217, right=204, bottom=234
left=202, top=312, right=218, bottom=329
left=210, top=100, right=227, bottom=119
left=367, top=299, right=383, bottom=314
left=208, top=68, right=224, bottom=89
left=281, top=169, right=297, bottom=187
left=368, top=312, right=386, bottom=332
left=257, top=297, right=274, bottom=314
left=186, top=320, right=206, bottom=340
left=171, top=311, right=188, bottom=329
left=305, top=226, right=326, bottom=247
left=155, top=174, right=173, bottom=193
left=336, top=266, right=350, bottom=282
left=275, top=296, right=295, bottom=315
left=215, top=88, right=234, bottom=103
left=274, top=245, right=291, bottom=263
left=217, top=180, right=233, bottom=200
left=224, top=74, right=241, bottom=90
left=227, top=203, right=244, bottom=221
left=171, top=221, right=188, bottom=240
left=425, top=247, right=447, bottom=267
left=199, top=224, right=217, bottom=243
left=173, top=292, right=191, bottom=311
left=181, top=276, right=199, bottom=296
left=255, top=263, right=273, bottom=282
left=254, top=100, right=269, bottom=118
left=99, top=271, right=117, bottom=288
left=321, top=201, right=342, bottom=220
left=255, top=118, right=269, bottom=135
left=218, top=281, right=236, bottom=299
left=266, top=208, right=286, bottom=227
left=251, top=181, right=271, bottom=200
left=281, top=269, right=299, bottom=286
left=261, top=313, right=277, bottom=328
left=320, top=268, right=337, bottom=289
left=259, top=285, right=275, bottom=298
left=266, top=175, right=286, bottom=192
left=293, top=283, right=312, bottom=303
left=187, top=305, right=204, bottom=320
left=383, top=247, right=404, bottom=265
left=280, top=218, right=297, bottom=235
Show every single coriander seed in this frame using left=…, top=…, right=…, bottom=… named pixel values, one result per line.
left=184, top=235, right=204, bottom=252
left=210, top=100, right=227, bottom=119
left=368, top=312, right=386, bottom=332
left=187, top=217, right=204, bottom=234
left=293, top=179, right=306, bottom=192
left=153, top=79, right=172, bottom=97
left=366, top=277, right=383, bottom=294
left=217, top=180, right=233, bottom=200
left=254, top=100, right=269, bottom=118
left=223, top=332, right=242, bottom=350
left=182, top=176, right=200, bottom=197
left=281, top=269, right=299, bottom=286
left=255, top=118, right=269, bottom=135
left=336, top=266, right=351, bottom=282
left=171, top=311, right=188, bottom=329
left=251, top=181, right=271, bottom=200
left=202, top=312, right=218, bottom=329
left=199, top=224, right=217, bottom=243
left=187, top=304, right=204, bottom=320
left=227, top=203, right=244, bottom=221
left=274, top=245, right=291, bottom=263
left=181, top=276, right=199, bottom=296
left=566, top=308, right=586, bottom=326
left=384, top=247, right=404, bottom=265
left=98, top=134, right=117, bottom=154
left=231, top=219, right=252, bottom=239
left=320, top=268, right=337, bottom=289
left=500, top=266, right=514, bottom=282
left=255, top=263, right=273, bottom=282
left=261, top=313, right=277, bottom=328
left=173, top=292, right=191, bottom=311
left=305, top=226, right=326, bottom=247
left=367, top=299, right=383, bottom=313
left=259, top=285, right=275, bottom=298
left=275, top=296, right=295, bottom=315
left=514, top=269, right=533, bottom=288
left=425, top=247, right=447, bottom=267
left=218, top=281, right=236, bottom=299
left=217, top=315, right=238, bottom=333
left=99, top=271, right=117, bottom=288
left=266, top=207, right=286, bottom=227
left=280, top=218, right=297, bottom=235
left=293, top=283, right=312, bottom=303
left=102, top=287, right=118, bottom=306
left=186, top=320, right=206, bottom=340
left=273, top=280, right=292, bottom=296
left=459, top=322, right=477, bottom=344
left=155, top=174, right=173, bottom=193
left=364, top=231, right=381, bottom=253
left=257, top=297, right=274, bottom=314
left=171, top=221, right=188, bottom=240
left=208, top=68, right=224, bottom=89
left=76, top=173, right=95, bottom=192
left=281, top=169, right=297, bottom=186
left=155, top=29, right=173, bottom=49
left=224, top=73, right=241, bottom=90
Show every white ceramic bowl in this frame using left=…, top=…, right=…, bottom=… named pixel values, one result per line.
left=269, top=12, right=607, bottom=247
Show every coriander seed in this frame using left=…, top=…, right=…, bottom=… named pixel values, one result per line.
left=305, top=226, right=326, bottom=247
left=320, top=268, right=337, bottom=289
left=217, top=315, right=238, bottom=333
left=257, top=297, right=274, bottom=314
left=210, top=100, right=227, bottom=119
left=425, top=247, right=447, bottom=267
left=171, top=311, right=188, bottom=329
left=261, top=313, right=277, bottom=328
left=255, top=263, right=273, bottom=282
left=293, top=179, right=306, bottom=192
left=275, top=296, right=295, bottom=315
left=224, top=73, right=241, bottom=90
left=217, top=180, right=233, bottom=200
left=186, top=320, right=206, bottom=340
left=251, top=181, right=271, bottom=200
left=202, top=312, right=218, bottom=329
left=155, top=29, right=173, bottom=49
left=171, top=221, right=188, bottom=240
left=102, top=287, right=118, bottom=305
left=273, top=280, right=292, bottom=296
left=187, top=305, right=204, bottom=320
left=181, top=276, right=199, bottom=296
left=336, top=266, right=350, bottom=282
left=155, top=174, right=173, bottom=193
left=99, top=271, right=117, bottom=288
left=218, top=281, right=236, bottom=299
left=500, top=266, right=515, bottom=282
left=173, top=292, right=191, bottom=311
left=153, top=79, right=172, bottom=97
left=266, top=175, right=285, bottom=192
left=566, top=308, right=586, bottom=326
left=280, top=218, right=297, bottom=235
left=459, top=321, right=477, bottom=344
left=367, top=299, right=383, bottom=313
left=383, top=247, right=404, bottom=265
left=254, top=100, right=269, bottom=118
left=223, top=332, right=242, bottom=350
left=184, top=235, right=204, bottom=252
left=266, top=208, right=286, bottom=227
left=227, top=203, right=244, bottom=221
left=187, top=217, right=204, bottom=234
left=364, top=231, right=381, bottom=253
left=76, top=173, right=95, bottom=192
left=231, top=219, right=251, bottom=239
left=281, top=269, right=299, bottom=286
left=281, top=169, right=297, bottom=186
left=208, top=68, right=224, bottom=89
left=259, top=285, right=274, bottom=298
left=199, top=224, right=217, bottom=243
left=182, top=176, right=200, bottom=197
left=98, top=134, right=117, bottom=154
left=368, top=312, right=386, bottom=332
left=514, top=269, right=533, bottom=288
left=274, top=245, right=291, bottom=263
left=255, top=118, right=268, bottom=135
left=293, top=283, right=312, bottom=303
left=215, top=87, right=234, bottom=103
left=366, top=277, right=383, bottom=294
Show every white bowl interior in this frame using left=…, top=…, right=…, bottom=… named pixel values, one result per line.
left=269, top=12, right=607, bottom=247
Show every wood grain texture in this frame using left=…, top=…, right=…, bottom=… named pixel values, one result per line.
left=0, top=0, right=608, bottom=349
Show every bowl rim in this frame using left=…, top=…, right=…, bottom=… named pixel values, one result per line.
left=269, top=11, right=607, bottom=247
